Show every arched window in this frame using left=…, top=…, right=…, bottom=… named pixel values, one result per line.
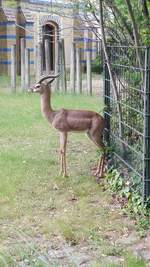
left=42, top=22, right=57, bottom=71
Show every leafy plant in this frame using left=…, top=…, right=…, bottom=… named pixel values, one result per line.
left=106, top=169, right=124, bottom=192
left=91, top=56, right=103, bottom=74
left=106, top=169, right=150, bottom=235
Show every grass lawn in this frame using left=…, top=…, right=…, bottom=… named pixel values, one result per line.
left=0, top=91, right=147, bottom=267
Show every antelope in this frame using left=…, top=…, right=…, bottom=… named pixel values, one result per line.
left=30, top=74, right=106, bottom=178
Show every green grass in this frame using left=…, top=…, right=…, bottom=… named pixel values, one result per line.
left=0, top=91, right=147, bottom=267
left=0, top=75, right=21, bottom=92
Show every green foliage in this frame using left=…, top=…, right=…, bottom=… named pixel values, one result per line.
left=91, top=56, right=103, bottom=74
left=140, top=27, right=150, bottom=45
left=106, top=169, right=150, bottom=235
left=124, top=70, right=142, bottom=87
left=113, top=0, right=150, bottom=45
left=91, top=253, right=146, bottom=267
left=2, top=0, right=18, bottom=8
left=106, top=169, right=124, bottom=192
left=124, top=254, right=146, bottom=267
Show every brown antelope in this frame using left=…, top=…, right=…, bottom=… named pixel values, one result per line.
left=30, top=74, right=106, bottom=178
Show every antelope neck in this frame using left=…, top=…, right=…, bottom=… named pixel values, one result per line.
left=40, top=87, right=55, bottom=123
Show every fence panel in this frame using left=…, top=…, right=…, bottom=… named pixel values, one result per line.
left=104, top=46, right=150, bottom=202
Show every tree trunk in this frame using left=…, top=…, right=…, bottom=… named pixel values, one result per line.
left=99, top=0, right=123, bottom=140
left=106, top=0, right=134, bottom=44
left=140, top=0, right=150, bottom=24
left=124, top=0, right=143, bottom=79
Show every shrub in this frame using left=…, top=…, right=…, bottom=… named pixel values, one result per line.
left=91, top=55, right=103, bottom=74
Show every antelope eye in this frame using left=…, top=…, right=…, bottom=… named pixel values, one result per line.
left=35, top=84, right=40, bottom=88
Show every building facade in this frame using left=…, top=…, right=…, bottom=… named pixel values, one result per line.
left=0, top=0, right=98, bottom=75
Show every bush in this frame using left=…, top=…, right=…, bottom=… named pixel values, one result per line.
left=91, top=55, right=103, bottom=74
left=106, top=169, right=150, bottom=236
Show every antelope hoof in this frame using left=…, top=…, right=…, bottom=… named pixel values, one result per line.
left=58, top=171, right=69, bottom=177
left=59, top=170, right=63, bottom=176
left=63, top=173, right=69, bottom=178
left=95, top=176, right=101, bottom=184
left=94, top=171, right=104, bottom=178
left=94, top=170, right=100, bottom=177
left=95, top=174, right=105, bottom=185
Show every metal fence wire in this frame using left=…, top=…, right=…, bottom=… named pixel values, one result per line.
left=104, top=46, right=150, bottom=202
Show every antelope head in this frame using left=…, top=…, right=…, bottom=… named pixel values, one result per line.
left=29, top=73, right=60, bottom=94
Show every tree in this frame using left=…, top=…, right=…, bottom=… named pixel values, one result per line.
left=73, top=0, right=150, bottom=46
left=99, top=0, right=123, bottom=139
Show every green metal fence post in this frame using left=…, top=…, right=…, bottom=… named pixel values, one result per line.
left=104, top=58, right=110, bottom=147
left=143, top=46, right=150, bottom=203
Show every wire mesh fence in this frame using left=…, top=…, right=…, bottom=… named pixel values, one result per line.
left=104, top=46, right=150, bottom=202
